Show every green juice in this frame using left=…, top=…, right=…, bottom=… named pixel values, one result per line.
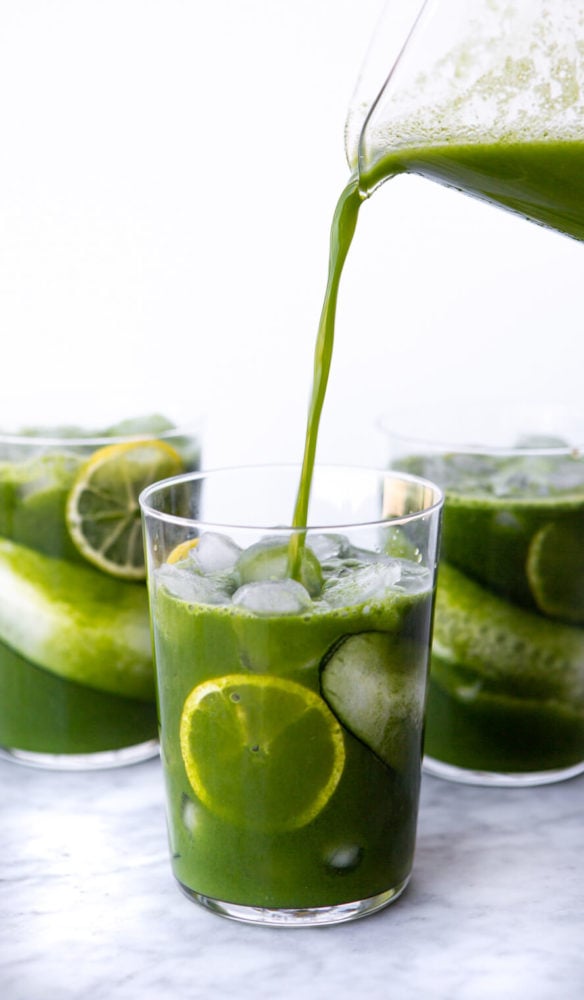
left=361, top=140, right=584, bottom=240
left=151, top=528, right=435, bottom=909
left=400, top=450, right=584, bottom=776
left=0, top=417, right=200, bottom=761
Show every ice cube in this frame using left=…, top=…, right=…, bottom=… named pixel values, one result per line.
left=394, top=560, right=432, bottom=595
left=181, top=794, right=202, bottom=834
left=323, top=559, right=402, bottom=608
left=232, top=579, right=312, bottom=616
left=237, top=537, right=322, bottom=597
left=19, top=452, right=82, bottom=499
left=307, top=533, right=350, bottom=562
left=156, top=563, right=231, bottom=605
left=324, top=843, right=363, bottom=872
left=548, top=456, right=584, bottom=493
left=514, top=434, right=570, bottom=449
left=490, top=460, right=546, bottom=498
left=236, top=536, right=289, bottom=582
left=191, top=531, right=241, bottom=574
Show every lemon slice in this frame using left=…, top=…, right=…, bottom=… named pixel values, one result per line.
left=180, top=673, right=345, bottom=832
left=167, top=538, right=199, bottom=564
left=526, top=518, right=584, bottom=624
left=66, top=439, right=184, bottom=579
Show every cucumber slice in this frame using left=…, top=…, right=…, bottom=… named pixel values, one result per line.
left=320, top=631, right=426, bottom=771
left=0, top=538, right=154, bottom=699
left=434, top=563, right=584, bottom=708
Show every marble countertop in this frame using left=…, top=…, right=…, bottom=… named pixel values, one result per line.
left=0, top=756, right=582, bottom=1000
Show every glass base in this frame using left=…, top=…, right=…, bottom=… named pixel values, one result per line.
left=0, top=738, right=159, bottom=771
left=424, top=754, right=584, bottom=787
left=177, top=876, right=410, bottom=927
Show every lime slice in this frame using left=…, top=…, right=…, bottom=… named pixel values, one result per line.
left=180, top=673, right=345, bottom=832
left=66, top=439, right=184, bottom=579
left=0, top=537, right=153, bottom=699
left=321, top=632, right=425, bottom=771
left=526, top=519, right=584, bottom=624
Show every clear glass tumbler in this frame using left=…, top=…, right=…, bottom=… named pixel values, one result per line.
left=384, top=404, right=584, bottom=786
left=0, top=416, right=201, bottom=769
left=140, top=464, right=443, bottom=926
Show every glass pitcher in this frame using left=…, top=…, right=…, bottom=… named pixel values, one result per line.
left=346, top=0, right=584, bottom=240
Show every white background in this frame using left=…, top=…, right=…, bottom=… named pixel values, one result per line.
left=1, top=0, right=582, bottom=467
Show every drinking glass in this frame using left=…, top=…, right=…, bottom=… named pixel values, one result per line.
left=141, top=464, right=442, bottom=926
left=0, top=418, right=200, bottom=769
left=384, top=404, right=584, bottom=786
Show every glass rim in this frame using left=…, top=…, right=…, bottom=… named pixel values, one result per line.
left=0, top=421, right=201, bottom=449
left=378, top=404, right=584, bottom=458
left=139, top=462, right=444, bottom=533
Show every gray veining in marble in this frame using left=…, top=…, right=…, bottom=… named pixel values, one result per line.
left=0, top=757, right=582, bottom=1000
